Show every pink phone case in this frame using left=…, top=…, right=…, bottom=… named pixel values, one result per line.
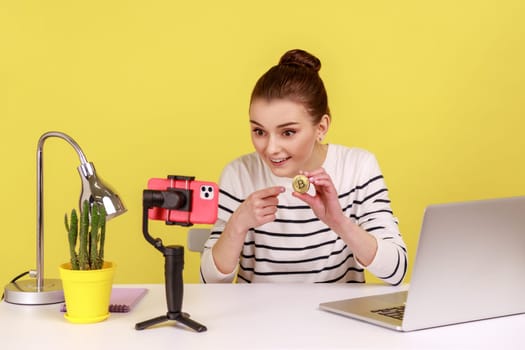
left=147, top=177, right=218, bottom=225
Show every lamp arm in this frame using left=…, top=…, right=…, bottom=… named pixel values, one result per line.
left=38, top=131, right=89, bottom=164
left=35, top=131, right=90, bottom=291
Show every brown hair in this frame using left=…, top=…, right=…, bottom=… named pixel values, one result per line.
left=250, top=49, right=330, bottom=124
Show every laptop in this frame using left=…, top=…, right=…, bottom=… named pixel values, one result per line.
left=319, top=196, right=525, bottom=331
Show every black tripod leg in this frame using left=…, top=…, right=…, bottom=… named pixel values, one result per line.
left=172, top=313, right=207, bottom=332
left=135, top=315, right=169, bottom=330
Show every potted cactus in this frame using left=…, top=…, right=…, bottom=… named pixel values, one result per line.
left=59, top=199, right=115, bottom=323
left=65, top=200, right=107, bottom=270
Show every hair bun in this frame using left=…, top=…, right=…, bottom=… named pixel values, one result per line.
left=278, top=49, right=321, bottom=72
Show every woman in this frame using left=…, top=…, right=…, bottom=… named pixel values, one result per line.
left=200, top=49, right=407, bottom=284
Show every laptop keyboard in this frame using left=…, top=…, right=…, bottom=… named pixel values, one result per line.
left=371, top=305, right=405, bottom=320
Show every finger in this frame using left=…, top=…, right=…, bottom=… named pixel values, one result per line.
left=262, top=197, right=280, bottom=207
left=291, top=191, right=315, bottom=206
left=304, top=173, right=332, bottom=187
left=255, top=214, right=277, bottom=226
left=259, top=186, right=286, bottom=199
left=252, top=191, right=280, bottom=206
left=253, top=206, right=278, bottom=225
left=310, top=177, right=332, bottom=187
left=256, top=204, right=278, bottom=217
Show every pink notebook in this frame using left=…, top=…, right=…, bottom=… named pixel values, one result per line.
left=61, top=287, right=148, bottom=313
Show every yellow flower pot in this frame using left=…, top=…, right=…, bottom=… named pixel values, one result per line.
left=59, top=261, right=115, bottom=324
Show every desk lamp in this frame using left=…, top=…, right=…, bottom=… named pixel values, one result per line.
left=3, top=131, right=126, bottom=305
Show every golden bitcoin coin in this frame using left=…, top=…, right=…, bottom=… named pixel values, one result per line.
left=292, top=174, right=310, bottom=193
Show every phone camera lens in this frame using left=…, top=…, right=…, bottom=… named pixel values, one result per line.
left=200, top=185, right=214, bottom=200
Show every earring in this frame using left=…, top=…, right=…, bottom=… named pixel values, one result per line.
left=318, top=135, right=324, bottom=142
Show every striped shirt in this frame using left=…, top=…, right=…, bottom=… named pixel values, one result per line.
left=201, top=144, right=407, bottom=284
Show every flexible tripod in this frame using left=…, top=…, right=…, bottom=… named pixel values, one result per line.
left=135, top=188, right=207, bottom=332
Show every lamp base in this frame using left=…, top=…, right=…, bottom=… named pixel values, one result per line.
left=4, top=278, right=64, bottom=305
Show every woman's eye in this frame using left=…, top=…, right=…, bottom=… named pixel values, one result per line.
left=283, top=130, right=296, bottom=137
left=253, top=128, right=265, bottom=136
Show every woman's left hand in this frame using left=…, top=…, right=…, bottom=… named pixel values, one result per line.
left=292, top=168, right=346, bottom=230
left=293, top=168, right=378, bottom=266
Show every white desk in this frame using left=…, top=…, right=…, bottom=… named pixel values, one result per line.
left=1, top=283, right=523, bottom=349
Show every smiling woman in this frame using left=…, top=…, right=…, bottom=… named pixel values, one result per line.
left=200, top=49, right=408, bottom=284
left=249, top=99, right=329, bottom=178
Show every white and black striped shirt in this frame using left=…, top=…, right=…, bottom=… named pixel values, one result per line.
left=201, top=145, right=407, bottom=284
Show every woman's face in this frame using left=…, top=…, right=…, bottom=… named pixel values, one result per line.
left=249, top=98, right=328, bottom=178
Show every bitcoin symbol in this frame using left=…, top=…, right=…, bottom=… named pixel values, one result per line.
left=292, top=175, right=310, bottom=193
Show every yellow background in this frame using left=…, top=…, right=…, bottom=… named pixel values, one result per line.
left=1, top=1, right=524, bottom=286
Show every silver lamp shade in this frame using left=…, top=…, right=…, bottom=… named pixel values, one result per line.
left=78, top=161, right=126, bottom=220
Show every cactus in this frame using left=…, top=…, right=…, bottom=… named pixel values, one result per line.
left=64, top=208, right=79, bottom=270
left=64, top=199, right=108, bottom=270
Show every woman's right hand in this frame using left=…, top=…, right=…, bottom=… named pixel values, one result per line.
left=229, top=186, right=285, bottom=236
left=211, top=186, right=284, bottom=274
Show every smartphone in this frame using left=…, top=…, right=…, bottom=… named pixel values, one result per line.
left=147, top=176, right=219, bottom=225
